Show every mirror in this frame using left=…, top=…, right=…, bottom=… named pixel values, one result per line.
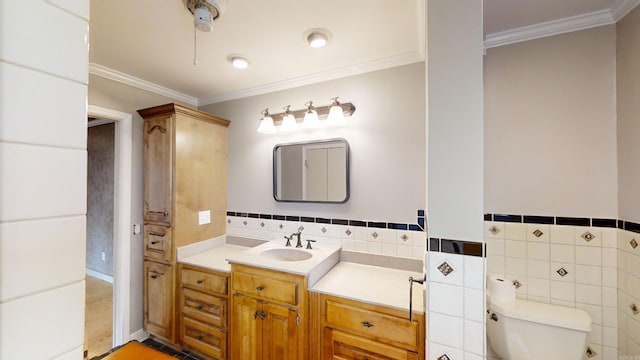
left=273, top=138, right=350, bottom=203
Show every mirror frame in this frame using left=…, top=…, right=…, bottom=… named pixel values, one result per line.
left=273, top=138, right=350, bottom=204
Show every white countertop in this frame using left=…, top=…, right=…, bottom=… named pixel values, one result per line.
left=225, top=240, right=341, bottom=286
left=311, top=262, right=425, bottom=313
left=180, top=244, right=250, bottom=272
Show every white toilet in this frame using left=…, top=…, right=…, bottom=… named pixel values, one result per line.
left=487, top=295, right=592, bottom=360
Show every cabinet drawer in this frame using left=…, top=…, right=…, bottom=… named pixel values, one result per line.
left=143, top=225, right=172, bottom=263
left=325, top=329, right=419, bottom=360
left=180, top=288, right=227, bottom=329
left=181, top=317, right=226, bottom=360
left=325, top=300, right=420, bottom=351
left=233, top=271, right=298, bottom=306
left=181, top=268, right=227, bottom=295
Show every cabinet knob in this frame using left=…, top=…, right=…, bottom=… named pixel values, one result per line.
left=196, top=305, right=203, bottom=311
left=150, top=241, right=159, bottom=245
left=256, top=286, right=265, bottom=291
left=197, top=279, right=204, bottom=284
left=196, top=334, right=203, bottom=341
left=150, top=275, right=157, bottom=279
left=362, top=321, right=374, bottom=328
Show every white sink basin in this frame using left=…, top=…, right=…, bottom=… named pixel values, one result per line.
left=226, top=240, right=342, bottom=287
left=260, top=248, right=313, bottom=261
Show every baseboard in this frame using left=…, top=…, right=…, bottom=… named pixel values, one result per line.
left=86, top=268, right=114, bottom=283
left=129, top=329, right=149, bottom=343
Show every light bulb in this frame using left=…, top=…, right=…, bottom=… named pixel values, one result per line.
left=327, top=104, right=345, bottom=125
left=257, top=115, right=276, bottom=134
left=231, top=57, right=249, bottom=69
left=302, top=101, right=320, bottom=128
left=280, top=113, right=298, bottom=131
left=307, top=32, right=328, bottom=48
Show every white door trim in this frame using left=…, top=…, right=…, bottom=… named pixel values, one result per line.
left=87, top=105, right=132, bottom=347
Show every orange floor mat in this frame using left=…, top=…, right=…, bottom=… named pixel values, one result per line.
left=99, top=342, right=177, bottom=360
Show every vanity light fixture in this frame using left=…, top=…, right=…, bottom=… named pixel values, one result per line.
left=326, top=97, right=346, bottom=125
left=256, top=108, right=276, bottom=134
left=279, top=105, right=299, bottom=131
left=255, top=98, right=356, bottom=133
left=301, top=101, right=320, bottom=128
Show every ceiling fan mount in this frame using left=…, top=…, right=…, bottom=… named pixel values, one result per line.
left=182, top=0, right=228, bottom=32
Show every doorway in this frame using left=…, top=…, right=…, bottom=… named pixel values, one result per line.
left=86, top=105, right=133, bottom=352
left=85, top=120, right=116, bottom=357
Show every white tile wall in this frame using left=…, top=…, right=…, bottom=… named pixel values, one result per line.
left=0, top=0, right=89, bottom=358
left=226, top=216, right=426, bottom=260
left=428, top=251, right=486, bottom=360
left=486, top=221, right=620, bottom=358
left=617, top=228, right=640, bottom=357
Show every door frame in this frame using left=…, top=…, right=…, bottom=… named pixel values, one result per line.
left=87, top=105, right=132, bottom=346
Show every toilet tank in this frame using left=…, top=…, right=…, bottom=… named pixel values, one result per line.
left=487, top=298, right=591, bottom=360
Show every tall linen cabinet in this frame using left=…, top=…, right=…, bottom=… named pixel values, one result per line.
left=138, top=103, right=230, bottom=344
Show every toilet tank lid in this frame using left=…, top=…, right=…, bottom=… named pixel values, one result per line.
left=490, top=298, right=592, bottom=332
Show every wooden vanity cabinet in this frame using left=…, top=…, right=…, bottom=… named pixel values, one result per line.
left=312, top=293, right=425, bottom=360
left=139, top=103, right=230, bottom=344
left=178, top=264, right=229, bottom=359
left=230, top=264, right=309, bottom=360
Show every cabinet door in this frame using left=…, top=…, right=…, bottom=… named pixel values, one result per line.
left=230, top=294, right=261, bottom=360
left=322, top=328, right=418, bottom=360
left=262, top=302, right=299, bottom=360
left=144, top=261, right=174, bottom=341
left=144, top=115, right=173, bottom=225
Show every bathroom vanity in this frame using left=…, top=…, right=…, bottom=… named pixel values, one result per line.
left=171, top=239, right=425, bottom=360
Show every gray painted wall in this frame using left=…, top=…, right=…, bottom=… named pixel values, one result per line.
left=200, top=62, right=426, bottom=224
left=87, top=123, right=115, bottom=276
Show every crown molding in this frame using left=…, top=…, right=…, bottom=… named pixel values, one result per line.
left=484, top=9, right=614, bottom=49
left=484, top=0, right=640, bottom=49
left=199, top=51, right=424, bottom=105
left=611, top=0, right=640, bottom=21
left=89, top=63, right=199, bottom=107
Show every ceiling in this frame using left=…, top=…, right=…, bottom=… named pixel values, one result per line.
left=89, top=0, right=639, bottom=106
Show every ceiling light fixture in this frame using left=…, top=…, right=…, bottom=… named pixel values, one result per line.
left=255, top=98, right=356, bottom=134
left=307, top=32, right=328, bottom=48
left=229, top=56, right=250, bottom=69
left=183, top=0, right=228, bottom=32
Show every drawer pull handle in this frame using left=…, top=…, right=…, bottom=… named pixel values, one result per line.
left=150, top=241, right=159, bottom=245
left=150, top=275, right=157, bottom=279
left=256, top=286, right=265, bottom=291
left=362, top=321, right=374, bottom=328
left=196, top=334, right=202, bottom=341
left=196, top=306, right=203, bottom=311
left=196, top=279, right=204, bottom=284
left=148, top=211, right=169, bottom=217
left=254, top=310, right=260, bottom=319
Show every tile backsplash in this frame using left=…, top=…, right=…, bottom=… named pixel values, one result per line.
left=485, top=213, right=640, bottom=360
left=225, top=210, right=426, bottom=260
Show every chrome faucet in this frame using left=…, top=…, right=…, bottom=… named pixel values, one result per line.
left=285, top=231, right=303, bottom=248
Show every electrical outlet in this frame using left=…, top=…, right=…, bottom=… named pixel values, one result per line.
left=101, top=252, right=106, bottom=262
left=198, top=210, right=211, bottom=225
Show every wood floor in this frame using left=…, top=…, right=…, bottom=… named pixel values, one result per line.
left=85, top=275, right=113, bottom=359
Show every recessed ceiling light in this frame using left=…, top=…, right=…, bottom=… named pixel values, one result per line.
left=303, top=28, right=332, bottom=48
left=307, top=32, right=327, bottom=48
left=227, top=55, right=250, bottom=69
